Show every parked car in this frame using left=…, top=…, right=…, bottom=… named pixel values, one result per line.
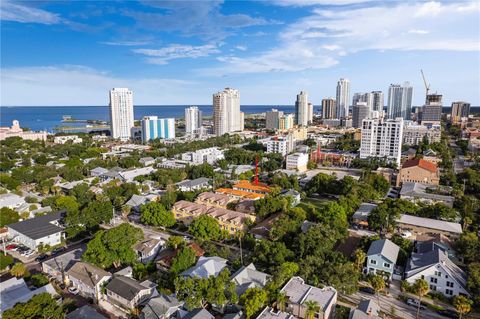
left=437, top=309, right=459, bottom=319
left=52, top=247, right=66, bottom=255
left=6, top=244, right=17, bottom=250
left=359, top=286, right=376, bottom=295
left=68, top=286, right=79, bottom=295
left=35, top=254, right=48, bottom=262
left=401, top=231, right=413, bottom=238
left=24, top=250, right=35, bottom=258
left=406, top=298, right=426, bottom=310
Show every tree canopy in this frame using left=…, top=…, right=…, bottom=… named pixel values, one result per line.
left=140, top=202, right=176, bottom=227
left=188, top=215, right=223, bottom=241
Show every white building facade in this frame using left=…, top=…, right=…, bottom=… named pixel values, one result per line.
left=295, top=91, right=309, bottom=126
left=360, top=118, right=404, bottom=167
left=336, top=78, right=350, bottom=119
left=403, top=122, right=441, bottom=145
left=213, top=88, right=243, bottom=136
left=109, top=88, right=134, bottom=141
left=286, top=153, right=309, bottom=172
left=141, top=116, right=175, bottom=142
left=387, top=83, right=413, bottom=120
left=185, top=106, right=202, bottom=134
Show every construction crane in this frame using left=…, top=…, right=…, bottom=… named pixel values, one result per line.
left=421, top=69, right=430, bottom=96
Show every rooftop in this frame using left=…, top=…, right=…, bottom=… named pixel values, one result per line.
left=396, top=214, right=462, bottom=234
left=106, top=275, right=155, bottom=301
left=66, top=305, right=107, bottom=319
left=181, top=256, right=228, bottom=279
left=216, top=188, right=265, bottom=200
left=367, top=239, right=400, bottom=264
left=176, top=177, right=211, bottom=188
left=66, top=261, right=111, bottom=288
left=352, top=203, right=378, bottom=222
left=7, top=211, right=64, bottom=240
left=256, top=307, right=295, bottom=319
left=280, top=276, right=337, bottom=312
left=231, top=263, right=270, bottom=296
left=1, top=277, right=57, bottom=313
left=233, top=180, right=271, bottom=194
left=401, top=158, right=438, bottom=173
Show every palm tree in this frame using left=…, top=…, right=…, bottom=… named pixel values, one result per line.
left=412, top=279, right=429, bottom=319
left=453, top=295, right=473, bottom=319
left=368, top=275, right=385, bottom=309
left=303, top=300, right=320, bottom=319
left=276, top=292, right=288, bottom=312
left=353, top=249, right=367, bottom=271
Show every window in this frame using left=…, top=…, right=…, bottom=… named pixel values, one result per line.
left=370, top=260, right=377, bottom=265
left=447, top=282, right=454, bottom=288
left=430, top=285, right=437, bottom=291
left=421, top=275, right=425, bottom=279
left=430, top=278, right=438, bottom=284
left=435, top=271, right=442, bottom=277
left=446, top=289, right=453, bottom=296
left=384, top=263, right=391, bottom=268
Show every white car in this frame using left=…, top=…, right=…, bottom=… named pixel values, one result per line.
left=21, top=250, right=32, bottom=256
left=407, top=298, right=426, bottom=310
left=24, top=250, right=35, bottom=257
left=401, top=231, right=413, bottom=238
left=68, top=286, right=79, bottom=295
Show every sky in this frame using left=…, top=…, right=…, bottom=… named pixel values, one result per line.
left=1, top=0, right=479, bottom=106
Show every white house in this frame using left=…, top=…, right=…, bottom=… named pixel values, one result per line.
left=66, top=261, right=112, bottom=302
left=140, top=157, right=156, bottom=166
left=119, top=167, right=156, bottom=182
left=7, top=211, right=65, bottom=250
left=286, top=153, right=309, bottom=172
left=405, top=246, right=470, bottom=298
left=135, top=238, right=163, bottom=263
left=54, top=135, right=83, bottom=144
left=180, top=147, right=224, bottom=165
left=175, top=178, right=211, bottom=192
left=1, top=277, right=58, bottom=314
left=0, top=193, right=26, bottom=210
left=181, top=256, right=228, bottom=279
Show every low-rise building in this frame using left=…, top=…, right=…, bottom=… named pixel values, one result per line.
left=352, top=203, right=378, bottom=228
left=286, top=153, right=309, bottom=172
left=106, top=275, right=157, bottom=311
left=281, top=189, right=301, bottom=206
left=173, top=200, right=255, bottom=233
left=405, top=246, right=469, bottom=297
left=0, top=193, right=26, bottom=210
left=181, top=147, right=225, bottom=165
left=231, top=263, right=270, bottom=296
left=181, top=256, right=228, bottom=279
left=0, top=120, right=47, bottom=141
left=66, top=305, right=107, bottom=319
left=125, top=194, right=156, bottom=212
left=215, top=188, right=265, bottom=200
left=119, top=167, right=156, bottom=182
left=1, top=277, right=57, bottom=314
left=366, top=239, right=400, bottom=280
left=66, top=261, right=112, bottom=301
left=176, top=178, right=211, bottom=192
left=396, top=214, right=462, bottom=238
left=280, top=276, right=337, bottom=319
left=397, top=158, right=439, bottom=186
left=42, top=247, right=85, bottom=283
left=349, top=299, right=381, bottom=319
left=257, top=307, right=295, bottom=319
left=135, top=238, right=163, bottom=263
left=7, top=211, right=65, bottom=250
left=54, top=135, right=83, bottom=144
left=140, top=294, right=184, bottom=319
left=140, top=157, right=156, bottom=166
left=90, top=167, right=109, bottom=177
left=233, top=180, right=271, bottom=196
left=195, top=192, right=237, bottom=208
left=400, top=182, right=454, bottom=207
left=403, top=122, right=441, bottom=145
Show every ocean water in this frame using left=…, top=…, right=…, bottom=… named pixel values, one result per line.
left=0, top=105, right=299, bottom=132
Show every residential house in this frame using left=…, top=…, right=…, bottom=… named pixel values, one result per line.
left=90, top=167, right=109, bottom=177
left=100, top=167, right=124, bottom=181
left=0, top=277, right=57, bottom=314
left=66, top=305, right=107, bottom=319
left=281, top=189, right=301, bottom=207
left=352, top=203, right=378, bottom=228
left=172, top=200, right=256, bottom=234
left=250, top=213, right=282, bottom=239
left=42, top=247, right=85, bottom=283
left=119, top=167, right=156, bottom=182
left=256, top=307, right=295, bottom=319
left=125, top=194, right=156, bottom=213
left=215, top=188, right=265, bottom=200
left=235, top=200, right=256, bottom=214
left=233, top=180, right=271, bottom=196
left=181, top=256, right=228, bottom=279
left=7, top=211, right=65, bottom=250
left=399, top=182, right=454, bottom=207
left=140, top=294, right=184, bottom=319
left=405, top=246, right=470, bottom=297
left=54, top=135, right=83, bottom=144
left=180, top=147, right=225, bottom=165
left=66, top=261, right=112, bottom=301
left=366, top=239, right=400, bottom=280
left=395, top=214, right=462, bottom=238
left=195, top=192, right=237, bottom=208
left=396, top=158, right=440, bottom=186
left=156, top=242, right=204, bottom=271
left=0, top=193, right=26, bottom=210
left=179, top=308, right=214, bottom=319
left=176, top=178, right=211, bottom=192
left=106, top=275, right=157, bottom=311
left=231, top=263, right=270, bottom=296
left=135, top=238, right=163, bottom=263
left=140, top=157, right=156, bottom=166
left=280, top=276, right=337, bottom=319
left=416, top=234, right=456, bottom=259
left=349, top=299, right=381, bottom=319
left=29, top=206, right=53, bottom=218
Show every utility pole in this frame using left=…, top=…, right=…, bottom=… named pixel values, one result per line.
left=239, top=234, right=244, bottom=266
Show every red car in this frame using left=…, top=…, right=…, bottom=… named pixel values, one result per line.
left=6, top=244, right=16, bottom=250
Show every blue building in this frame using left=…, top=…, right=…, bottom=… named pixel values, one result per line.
left=366, top=238, right=400, bottom=280
left=141, top=116, right=175, bottom=142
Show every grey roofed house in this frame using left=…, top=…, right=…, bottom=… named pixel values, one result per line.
left=176, top=177, right=211, bottom=190
left=367, top=239, right=400, bottom=264
left=256, top=307, right=295, bottom=319
left=396, top=214, right=462, bottom=235
left=7, top=211, right=64, bottom=240
left=42, top=247, right=85, bottom=281
left=224, top=310, right=245, bottom=319
left=125, top=194, right=150, bottom=209
left=102, top=167, right=125, bottom=179
left=181, top=256, right=228, bottom=279
left=280, top=276, right=337, bottom=313
left=400, top=182, right=454, bottom=207
left=106, top=275, right=156, bottom=302
left=90, top=167, right=109, bottom=176
left=66, top=305, right=107, bottom=319
left=179, top=308, right=214, bottom=319
left=1, top=277, right=58, bottom=313
left=140, top=157, right=156, bottom=166
left=231, top=263, right=270, bottom=296
left=66, top=261, right=112, bottom=289
left=30, top=206, right=53, bottom=217
left=405, top=247, right=468, bottom=291
left=140, top=294, right=184, bottom=319
left=352, top=203, right=378, bottom=223
left=349, top=299, right=381, bottom=319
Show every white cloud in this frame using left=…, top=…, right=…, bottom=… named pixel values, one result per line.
left=100, top=40, right=152, bottom=46
left=235, top=45, right=247, bottom=51
left=407, top=29, right=430, bottom=35
left=0, top=1, right=61, bottom=24
left=0, top=65, right=201, bottom=106
left=272, top=0, right=374, bottom=6
left=133, top=44, right=220, bottom=65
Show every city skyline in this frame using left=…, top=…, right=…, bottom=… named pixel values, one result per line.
left=1, top=1, right=479, bottom=106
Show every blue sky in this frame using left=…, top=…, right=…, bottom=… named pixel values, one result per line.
left=1, top=0, right=479, bottom=106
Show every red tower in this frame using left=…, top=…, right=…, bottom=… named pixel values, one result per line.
left=254, top=156, right=259, bottom=185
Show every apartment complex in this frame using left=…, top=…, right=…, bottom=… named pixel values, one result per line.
left=185, top=106, right=202, bottom=134
left=0, top=120, right=47, bottom=141
left=172, top=200, right=255, bottom=233
left=141, top=116, right=175, bottom=142
left=266, top=135, right=294, bottom=156
left=109, top=88, right=134, bottom=141
left=279, top=114, right=294, bottom=130
left=360, top=118, right=404, bottom=167
left=213, top=88, right=243, bottom=136
left=295, top=91, right=309, bottom=126
left=387, top=83, right=413, bottom=120
left=403, top=121, right=441, bottom=145
left=336, top=78, right=350, bottom=118
left=352, top=102, right=369, bottom=128
left=450, top=101, right=470, bottom=124
left=321, top=98, right=336, bottom=119
left=266, top=109, right=284, bottom=130
left=286, top=153, right=309, bottom=172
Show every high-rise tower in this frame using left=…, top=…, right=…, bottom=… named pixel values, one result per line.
left=109, top=88, right=134, bottom=141
left=336, top=78, right=350, bottom=119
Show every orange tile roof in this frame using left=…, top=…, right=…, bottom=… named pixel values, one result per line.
left=215, top=188, right=265, bottom=199
left=233, top=180, right=271, bottom=193
left=402, top=158, right=438, bottom=173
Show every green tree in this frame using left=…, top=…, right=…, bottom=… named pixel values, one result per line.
left=167, top=236, right=186, bottom=249
left=30, top=273, right=49, bottom=288
left=353, top=249, right=367, bottom=270
left=240, top=287, right=268, bottom=319
left=3, top=293, right=64, bottom=319
left=170, top=247, right=197, bottom=274
left=453, top=295, right=473, bottom=319
left=55, top=195, right=79, bottom=213
left=10, top=262, right=28, bottom=277
left=253, top=240, right=294, bottom=272
left=82, top=223, right=143, bottom=268
left=455, top=232, right=480, bottom=263
left=412, top=279, right=429, bottom=319
left=276, top=292, right=288, bottom=312
left=140, top=202, right=176, bottom=227
left=304, top=300, right=320, bottom=319
left=467, top=263, right=480, bottom=307
left=0, top=207, right=19, bottom=227
left=82, top=200, right=114, bottom=228
left=0, top=254, right=14, bottom=270
left=368, top=275, right=385, bottom=308
left=188, top=215, right=222, bottom=241
left=368, top=199, right=417, bottom=234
